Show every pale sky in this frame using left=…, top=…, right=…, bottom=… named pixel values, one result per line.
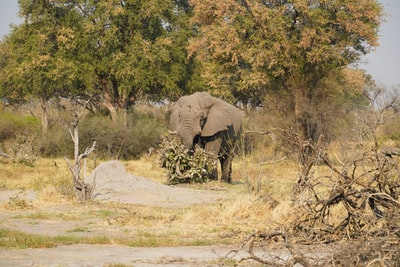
left=1, top=0, right=399, bottom=88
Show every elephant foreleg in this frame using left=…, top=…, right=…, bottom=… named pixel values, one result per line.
left=204, top=138, right=222, bottom=181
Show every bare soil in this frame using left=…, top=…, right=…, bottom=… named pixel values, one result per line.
left=90, top=160, right=229, bottom=207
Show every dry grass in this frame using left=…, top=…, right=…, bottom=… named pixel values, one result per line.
left=233, top=155, right=298, bottom=201
left=0, top=158, right=72, bottom=190
left=0, top=155, right=291, bottom=248
left=122, top=155, right=167, bottom=183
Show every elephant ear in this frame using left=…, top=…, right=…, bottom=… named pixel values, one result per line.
left=201, top=97, right=242, bottom=137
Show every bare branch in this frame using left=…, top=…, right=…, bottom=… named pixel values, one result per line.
left=64, top=98, right=96, bottom=201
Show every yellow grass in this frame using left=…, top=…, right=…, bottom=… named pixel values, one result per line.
left=122, top=155, right=167, bottom=183
left=0, top=158, right=70, bottom=189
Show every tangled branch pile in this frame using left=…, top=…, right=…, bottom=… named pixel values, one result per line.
left=157, top=134, right=215, bottom=184
left=293, top=138, right=400, bottom=242
left=230, top=133, right=400, bottom=266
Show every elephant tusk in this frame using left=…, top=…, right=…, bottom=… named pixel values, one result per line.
left=168, top=130, right=178, bottom=135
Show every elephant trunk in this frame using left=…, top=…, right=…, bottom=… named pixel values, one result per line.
left=179, top=128, right=196, bottom=149
left=178, top=116, right=201, bottom=149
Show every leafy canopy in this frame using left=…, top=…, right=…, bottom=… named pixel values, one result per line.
left=0, top=0, right=199, bottom=113
left=189, top=0, right=383, bottom=106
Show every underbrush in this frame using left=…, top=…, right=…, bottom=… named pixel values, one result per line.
left=0, top=105, right=167, bottom=161
left=0, top=111, right=40, bottom=142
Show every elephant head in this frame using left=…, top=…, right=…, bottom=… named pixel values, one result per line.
left=170, top=92, right=242, bottom=149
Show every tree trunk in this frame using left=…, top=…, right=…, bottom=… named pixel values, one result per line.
left=64, top=100, right=96, bottom=201
left=40, top=97, right=49, bottom=134
left=293, top=85, right=308, bottom=142
left=102, top=92, right=118, bottom=121
left=293, top=83, right=318, bottom=164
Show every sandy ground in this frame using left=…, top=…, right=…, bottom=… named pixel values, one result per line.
left=91, top=161, right=229, bottom=207
left=0, top=244, right=243, bottom=267
left=0, top=161, right=243, bottom=267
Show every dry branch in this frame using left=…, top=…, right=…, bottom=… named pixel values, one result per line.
left=227, top=231, right=315, bottom=267
left=291, top=137, right=400, bottom=242
left=64, top=98, right=97, bottom=201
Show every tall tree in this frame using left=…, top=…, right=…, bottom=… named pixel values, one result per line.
left=71, top=0, right=198, bottom=118
left=0, top=0, right=198, bottom=125
left=189, top=0, right=383, bottom=141
left=0, top=0, right=85, bottom=132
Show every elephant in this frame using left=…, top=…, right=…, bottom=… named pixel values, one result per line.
left=170, top=91, right=242, bottom=183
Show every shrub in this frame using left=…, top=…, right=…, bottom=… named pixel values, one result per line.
left=0, top=111, right=40, bottom=142
left=39, top=125, right=73, bottom=158
left=0, top=110, right=40, bottom=165
left=1, top=104, right=167, bottom=160
left=79, top=110, right=166, bottom=160
left=157, top=134, right=215, bottom=184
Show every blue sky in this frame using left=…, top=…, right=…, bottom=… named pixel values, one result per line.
left=1, top=0, right=399, bottom=88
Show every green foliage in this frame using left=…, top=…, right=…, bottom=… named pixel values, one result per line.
left=0, top=111, right=40, bottom=142
left=0, top=105, right=166, bottom=160
left=0, top=0, right=199, bottom=126
left=189, top=0, right=383, bottom=142
left=157, top=134, right=215, bottom=184
left=79, top=110, right=166, bottom=160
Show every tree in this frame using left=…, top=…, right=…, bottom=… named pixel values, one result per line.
left=0, top=0, right=199, bottom=126
left=189, top=0, right=383, bottom=141
left=0, top=0, right=85, bottom=132
left=71, top=0, right=199, bottom=118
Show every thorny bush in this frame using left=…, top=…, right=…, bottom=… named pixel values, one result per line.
left=157, top=134, right=215, bottom=184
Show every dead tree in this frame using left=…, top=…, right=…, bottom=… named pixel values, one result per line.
left=64, top=99, right=96, bottom=201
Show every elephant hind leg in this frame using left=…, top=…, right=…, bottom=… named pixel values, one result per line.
left=220, top=155, right=233, bottom=183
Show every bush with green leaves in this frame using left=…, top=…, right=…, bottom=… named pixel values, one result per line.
left=0, top=110, right=40, bottom=143
left=157, top=134, right=216, bottom=184
left=38, top=107, right=167, bottom=160
left=79, top=111, right=166, bottom=160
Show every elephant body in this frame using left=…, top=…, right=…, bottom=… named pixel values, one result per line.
left=170, top=92, right=242, bottom=182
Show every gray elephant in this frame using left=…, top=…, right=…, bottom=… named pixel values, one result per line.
left=170, top=92, right=242, bottom=183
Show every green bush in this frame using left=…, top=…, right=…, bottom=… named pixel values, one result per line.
left=0, top=105, right=167, bottom=160
left=157, top=134, right=215, bottom=184
left=39, top=126, right=73, bottom=158
left=0, top=110, right=41, bottom=165
left=79, top=110, right=166, bottom=160
left=0, top=111, right=40, bottom=142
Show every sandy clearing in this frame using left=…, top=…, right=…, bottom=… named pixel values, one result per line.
left=0, top=244, right=239, bottom=266
left=0, top=161, right=241, bottom=267
left=91, top=160, right=229, bottom=207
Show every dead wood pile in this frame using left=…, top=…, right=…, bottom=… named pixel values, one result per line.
left=230, top=136, right=400, bottom=266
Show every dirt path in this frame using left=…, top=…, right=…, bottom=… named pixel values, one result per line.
left=0, top=244, right=242, bottom=266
